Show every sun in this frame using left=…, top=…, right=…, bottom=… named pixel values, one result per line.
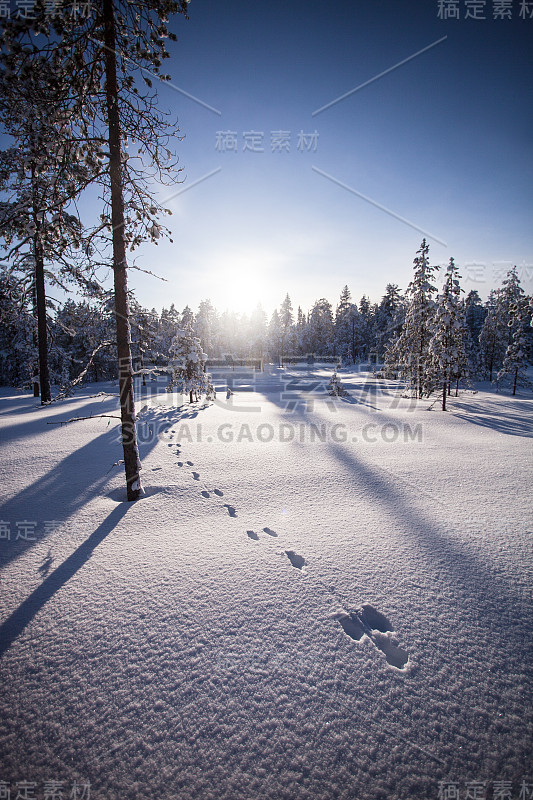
left=208, top=251, right=274, bottom=314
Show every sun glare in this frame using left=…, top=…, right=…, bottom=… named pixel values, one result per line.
left=208, top=252, right=276, bottom=314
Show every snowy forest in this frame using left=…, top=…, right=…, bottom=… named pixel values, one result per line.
left=1, top=3, right=532, bottom=800
left=1, top=241, right=532, bottom=402
left=0, top=1, right=531, bottom=505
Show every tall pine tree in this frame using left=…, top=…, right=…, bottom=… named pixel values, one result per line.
left=1, top=1, right=190, bottom=498
left=428, top=258, right=468, bottom=410
left=385, top=240, right=438, bottom=398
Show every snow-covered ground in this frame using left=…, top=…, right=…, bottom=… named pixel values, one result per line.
left=0, top=366, right=531, bottom=800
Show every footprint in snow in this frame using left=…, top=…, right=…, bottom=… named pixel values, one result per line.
left=285, top=550, right=307, bottom=573
left=192, top=472, right=200, bottom=480
left=186, top=461, right=194, bottom=466
left=177, top=462, right=183, bottom=467
left=334, top=604, right=408, bottom=670
left=372, top=631, right=409, bottom=670
left=334, top=611, right=365, bottom=641
left=213, top=489, right=224, bottom=497
left=263, top=527, right=277, bottom=537
left=223, top=504, right=237, bottom=518
left=201, top=490, right=210, bottom=498
left=360, top=604, right=393, bottom=633
left=246, top=530, right=259, bottom=540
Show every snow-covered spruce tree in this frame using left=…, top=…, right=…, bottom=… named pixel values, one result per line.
left=279, top=294, right=295, bottom=367
left=194, top=299, right=218, bottom=357
left=385, top=240, right=438, bottom=398
left=428, top=258, right=468, bottom=410
left=296, top=306, right=308, bottom=357
left=267, top=309, right=282, bottom=365
left=3, top=1, right=190, bottom=498
left=375, top=283, right=405, bottom=361
left=357, top=295, right=373, bottom=360
left=0, top=271, right=36, bottom=387
left=308, top=298, right=335, bottom=358
left=0, top=43, right=102, bottom=402
left=181, top=305, right=195, bottom=330
left=129, top=299, right=161, bottom=386
left=52, top=297, right=116, bottom=385
left=497, top=298, right=531, bottom=396
left=328, top=371, right=347, bottom=397
left=167, top=323, right=209, bottom=404
left=159, top=304, right=182, bottom=359
left=335, top=286, right=361, bottom=364
left=480, top=269, right=525, bottom=383
left=464, top=290, right=486, bottom=378
left=479, top=290, right=504, bottom=381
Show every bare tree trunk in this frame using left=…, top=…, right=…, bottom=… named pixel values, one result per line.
left=31, top=279, right=40, bottom=397
left=442, top=380, right=447, bottom=411
left=33, top=235, right=51, bottom=404
left=513, top=368, right=518, bottom=396
left=30, top=162, right=51, bottom=404
left=103, top=0, right=142, bottom=501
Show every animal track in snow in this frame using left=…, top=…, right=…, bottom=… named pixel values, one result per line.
left=263, top=527, right=277, bottom=537
left=213, top=489, right=223, bottom=497
left=333, top=611, right=365, bottom=641
left=360, top=603, right=393, bottom=633
left=192, top=472, right=200, bottom=481
left=177, top=462, right=183, bottom=467
left=246, top=530, right=259, bottom=540
left=201, top=491, right=210, bottom=499
left=223, top=504, right=237, bottom=517
left=371, top=631, right=409, bottom=670
left=186, top=461, right=194, bottom=466
left=334, top=604, right=408, bottom=670
left=285, top=550, right=307, bottom=572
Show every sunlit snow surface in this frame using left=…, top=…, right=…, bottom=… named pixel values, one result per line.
left=0, top=366, right=531, bottom=800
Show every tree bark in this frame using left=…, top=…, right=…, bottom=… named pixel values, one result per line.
left=103, top=0, right=142, bottom=500
left=31, top=280, right=40, bottom=397
left=33, top=234, right=51, bottom=403
left=30, top=160, right=51, bottom=404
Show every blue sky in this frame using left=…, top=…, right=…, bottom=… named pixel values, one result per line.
left=126, top=0, right=533, bottom=314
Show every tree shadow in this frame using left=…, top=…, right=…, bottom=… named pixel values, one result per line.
left=451, top=397, right=533, bottom=437
left=0, top=503, right=130, bottom=657
left=0, top=387, right=124, bottom=448
left=0, top=392, right=210, bottom=569
left=0, top=425, right=126, bottom=568
left=253, top=370, right=531, bottom=658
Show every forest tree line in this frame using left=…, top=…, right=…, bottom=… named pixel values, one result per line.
left=1, top=239, right=531, bottom=404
